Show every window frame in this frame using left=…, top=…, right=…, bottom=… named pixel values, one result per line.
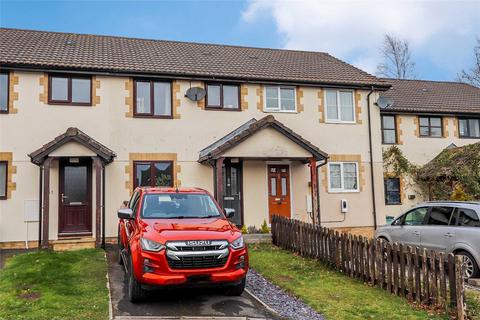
left=384, top=177, right=401, bottom=205
left=205, top=83, right=241, bottom=111
left=133, top=79, right=173, bottom=119
left=263, top=86, right=297, bottom=113
left=397, top=206, right=429, bottom=226
left=0, top=161, right=7, bottom=200
left=381, top=114, right=397, bottom=144
left=0, top=71, right=9, bottom=114
left=324, top=89, right=356, bottom=123
left=418, top=116, right=443, bottom=138
left=327, top=161, right=359, bottom=193
left=133, top=160, right=174, bottom=189
left=458, top=117, right=480, bottom=139
left=48, top=74, right=92, bottom=106
left=425, top=206, right=455, bottom=226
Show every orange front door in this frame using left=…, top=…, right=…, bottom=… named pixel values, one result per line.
left=268, top=165, right=291, bottom=221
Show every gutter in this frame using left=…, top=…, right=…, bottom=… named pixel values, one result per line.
left=367, top=87, right=378, bottom=230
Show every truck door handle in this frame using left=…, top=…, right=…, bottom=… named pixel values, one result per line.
left=444, top=233, right=454, bottom=238
left=413, top=231, right=420, bottom=235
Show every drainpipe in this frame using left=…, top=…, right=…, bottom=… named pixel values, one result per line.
left=38, top=165, right=43, bottom=250
left=315, top=159, right=327, bottom=227
left=101, top=165, right=106, bottom=250
left=367, top=86, right=378, bottom=230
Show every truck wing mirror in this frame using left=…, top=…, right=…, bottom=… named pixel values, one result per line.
left=118, top=208, right=134, bottom=220
left=224, top=208, right=235, bottom=219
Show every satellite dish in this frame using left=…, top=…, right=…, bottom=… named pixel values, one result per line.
left=376, top=96, right=393, bottom=109
left=185, top=87, right=206, bottom=101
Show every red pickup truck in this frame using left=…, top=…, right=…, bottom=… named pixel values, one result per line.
left=117, top=187, right=248, bottom=302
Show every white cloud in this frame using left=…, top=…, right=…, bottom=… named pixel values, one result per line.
left=242, top=0, right=480, bottom=78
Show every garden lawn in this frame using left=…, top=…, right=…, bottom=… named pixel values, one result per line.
left=0, top=249, right=109, bottom=320
left=249, top=244, right=449, bottom=320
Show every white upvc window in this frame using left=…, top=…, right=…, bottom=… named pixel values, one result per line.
left=328, top=162, right=359, bottom=192
left=264, top=86, right=296, bottom=112
left=325, top=89, right=355, bottom=123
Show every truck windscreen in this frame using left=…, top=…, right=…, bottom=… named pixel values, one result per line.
left=141, top=193, right=222, bottom=219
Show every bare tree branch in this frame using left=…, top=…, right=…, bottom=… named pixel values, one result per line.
left=457, top=38, right=480, bottom=88
left=376, top=34, right=416, bottom=79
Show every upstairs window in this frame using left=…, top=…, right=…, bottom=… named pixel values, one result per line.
left=49, top=75, right=92, bottom=105
left=328, top=162, right=359, bottom=192
left=134, top=80, right=172, bottom=118
left=264, top=86, right=296, bottom=112
left=459, top=118, right=480, bottom=138
left=134, top=161, right=174, bottom=188
left=382, top=115, right=397, bottom=144
left=419, top=116, right=442, bottom=137
left=0, top=72, right=8, bottom=113
left=384, top=177, right=401, bottom=205
left=325, top=90, right=355, bottom=123
left=206, top=83, right=240, bottom=110
left=0, top=161, right=6, bottom=200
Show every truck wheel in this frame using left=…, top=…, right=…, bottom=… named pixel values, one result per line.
left=127, top=262, right=146, bottom=303
left=117, top=226, right=124, bottom=266
left=456, top=251, right=479, bottom=279
left=225, top=277, right=246, bottom=296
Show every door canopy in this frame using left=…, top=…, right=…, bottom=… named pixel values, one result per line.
left=198, top=115, right=328, bottom=164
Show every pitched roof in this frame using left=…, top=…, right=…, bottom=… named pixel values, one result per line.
left=198, top=115, right=328, bottom=163
left=0, top=28, right=389, bottom=89
left=379, top=78, right=480, bottom=114
left=29, top=127, right=116, bottom=165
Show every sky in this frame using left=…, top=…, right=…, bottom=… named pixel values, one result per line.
left=0, top=0, right=479, bottom=82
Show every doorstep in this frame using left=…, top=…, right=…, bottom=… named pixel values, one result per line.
left=52, top=237, right=96, bottom=251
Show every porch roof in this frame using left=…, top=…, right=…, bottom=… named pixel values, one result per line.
left=198, top=115, right=328, bottom=163
left=29, top=127, right=116, bottom=165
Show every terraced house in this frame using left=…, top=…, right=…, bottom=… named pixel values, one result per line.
left=380, top=79, right=480, bottom=218
left=0, top=27, right=445, bottom=249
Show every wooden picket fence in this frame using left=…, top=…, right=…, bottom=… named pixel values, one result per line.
left=271, top=215, right=467, bottom=319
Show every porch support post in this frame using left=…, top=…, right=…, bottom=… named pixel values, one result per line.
left=94, top=157, right=102, bottom=248
left=309, top=158, right=318, bottom=225
left=215, top=157, right=225, bottom=208
left=41, top=157, right=52, bottom=249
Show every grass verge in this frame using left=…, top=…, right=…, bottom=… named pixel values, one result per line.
left=0, top=249, right=109, bottom=320
left=249, top=243, right=453, bottom=320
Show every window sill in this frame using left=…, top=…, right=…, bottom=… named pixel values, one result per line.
left=205, top=107, right=242, bottom=112
left=418, top=136, right=445, bottom=139
left=133, top=114, right=173, bottom=119
left=385, top=202, right=402, bottom=206
left=382, top=142, right=398, bottom=145
left=263, top=109, right=298, bottom=114
left=459, top=136, right=480, bottom=139
left=325, top=120, right=357, bottom=124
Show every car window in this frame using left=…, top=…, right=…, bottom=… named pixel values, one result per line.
left=456, top=208, right=480, bottom=227
left=141, top=193, right=222, bottom=219
left=426, top=206, right=454, bottom=226
left=128, top=191, right=139, bottom=209
left=403, top=207, right=428, bottom=226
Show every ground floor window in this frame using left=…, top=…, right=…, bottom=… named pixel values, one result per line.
left=328, top=162, right=358, bottom=192
left=0, top=161, right=6, bottom=199
left=384, top=177, right=401, bottom=205
left=134, top=161, right=174, bottom=188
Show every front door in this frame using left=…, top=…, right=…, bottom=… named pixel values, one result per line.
left=268, top=165, right=291, bottom=221
left=223, top=161, right=243, bottom=226
left=59, top=158, right=92, bottom=235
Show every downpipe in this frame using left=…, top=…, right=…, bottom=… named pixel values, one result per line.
left=367, top=87, right=378, bottom=230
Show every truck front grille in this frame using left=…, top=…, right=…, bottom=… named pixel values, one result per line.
left=165, top=240, right=230, bottom=270
left=167, top=255, right=229, bottom=269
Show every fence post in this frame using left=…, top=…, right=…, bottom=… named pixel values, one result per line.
left=455, top=255, right=465, bottom=320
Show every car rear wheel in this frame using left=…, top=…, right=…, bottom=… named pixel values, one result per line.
left=456, top=251, right=479, bottom=279
left=225, top=277, right=246, bottom=296
left=127, top=258, right=147, bottom=303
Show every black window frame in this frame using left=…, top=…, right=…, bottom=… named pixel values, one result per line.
left=384, top=177, right=401, bottom=205
left=205, top=83, right=241, bottom=111
left=133, top=79, right=173, bottom=119
left=0, top=71, right=9, bottom=114
left=381, top=114, right=397, bottom=144
left=458, top=117, right=480, bottom=139
left=0, top=161, right=7, bottom=200
left=418, top=116, right=443, bottom=138
left=133, top=161, right=174, bottom=189
left=48, top=74, right=92, bottom=106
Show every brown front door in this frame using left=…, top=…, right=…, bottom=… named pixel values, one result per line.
left=268, top=165, right=291, bottom=221
left=59, top=158, right=92, bottom=235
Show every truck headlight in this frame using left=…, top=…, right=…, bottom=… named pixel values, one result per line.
left=140, top=238, right=165, bottom=252
left=230, top=235, right=244, bottom=250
